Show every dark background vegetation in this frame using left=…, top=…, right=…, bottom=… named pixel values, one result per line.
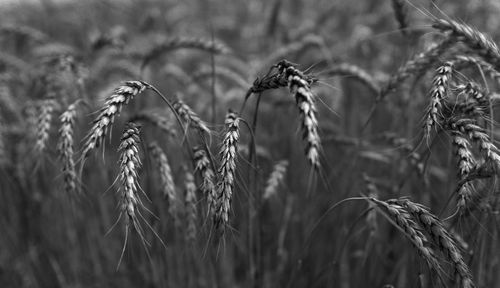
left=1, top=0, right=500, bottom=287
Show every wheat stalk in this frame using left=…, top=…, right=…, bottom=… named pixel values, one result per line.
left=214, top=111, right=240, bottom=231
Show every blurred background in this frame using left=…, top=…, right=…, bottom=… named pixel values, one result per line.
left=1, top=0, right=500, bottom=287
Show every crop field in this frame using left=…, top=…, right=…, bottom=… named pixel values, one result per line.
left=1, top=0, right=500, bottom=287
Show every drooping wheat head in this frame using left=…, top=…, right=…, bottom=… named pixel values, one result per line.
left=433, top=19, right=500, bottom=69
left=81, top=81, right=149, bottom=163
left=369, top=198, right=443, bottom=275
left=214, top=111, right=240, bottom=232
left=448, top=118, right=500, bottom=168
left=277, top=60, right=321, bottom=168
left=393, top=199, right=475, bottom=288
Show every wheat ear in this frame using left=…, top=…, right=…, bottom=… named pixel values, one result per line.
left=193, top=146, right=216, bottom=216
left=81, top=81, right=149, bottom=163
left=369, top=198, right=443, bottom=275
left=425, top=61, right=453, bottom=140
left=214, top=111, right=240, bottom=231
left=393, top=199, right=475, bottom=288
left=263, top=160, right=288, bottom=199
left=172, top=99, right=211, bottom=135
left=57, top=100, right=81, bottom=195
left=118, top=122, right=143, bottom=230
left=184, top=169, right=197, bottom=243
left=35, top=97, right=57, bottom=153
left=433, top=19, right=500, bottom=68
left=277, top=60, right=321, bottom=168
left=148, top=142, right=177, bottom=219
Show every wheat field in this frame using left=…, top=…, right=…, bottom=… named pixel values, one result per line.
left=1, top=0, right=500, bottom=287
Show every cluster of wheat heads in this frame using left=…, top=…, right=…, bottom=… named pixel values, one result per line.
left=3, top=1, right=500, bottom=287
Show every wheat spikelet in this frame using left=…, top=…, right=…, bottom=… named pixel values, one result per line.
left=193, top=146, right=216, bottom=215
left=380, top=38, right=454, bottom=99
left=129, top=112, right=177, bottom=138
left=433, top=19, right=500, bottom=69
left=277, top=60, right=321, bottom=168
left=455, top=82, right=488, bottom=106
left=323, top=62, right=380, bottom=95
left=393, top=199, right=475, bottom=288
left=141, top=36, right=231, bottom=68
left=263, top=160, right=288, bottom=200
left=172, top=99, right=210, bottom=135
left=184, top=169, right=197, bottom=242
left=118, top=122, right=143, bottom=229
left=57, top=100, right=80, bottom=195
left=425, top=61, right=453, bottom=139
left=369, top=198, right=443, bottom=274
left=391, top=0, right=409, bottom=36
left=81, top=81, right=149, bottom=162
left=214, top=111, right=240, bottom=231
left=35, top=98, right=57, bottom=153
left=449, top=118, right=500, bottom=168
left=148, top=142, right=177, bottom=219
